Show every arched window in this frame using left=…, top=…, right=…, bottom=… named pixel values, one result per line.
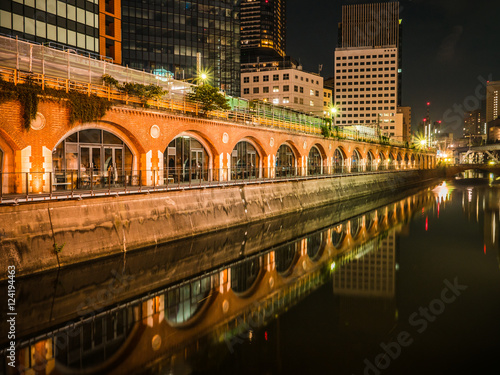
left=52, top=129, right=134, bottom=190
left=334, top=148, right=344, bottom=173
left=165, top=136, right=209, bottom=183
left=366, top=151, right=374, bottom=172
left=165, top=275, right=212, bottom=325
left=351, top=149, right=361, bottom=173
left=231, top=141, right=260, bottom=180
left=331, top=224, right=346, bottom=248
left=379, top=152, right=386, bottom=171
left=308, top=146, right=322, bottom=175
left=275, top=243, right=299, bottom=275
left=276, top=144, right=296, bottom=177
left=388, top=153, right=396, bottom=170
left=231, top=258, right=261, bottom=294
left=307, top=232, right=324, bottom=261
left=397, top=153, right=403, bottom=169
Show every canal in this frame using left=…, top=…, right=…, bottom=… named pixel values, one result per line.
left=2, top=178, right=500, bottom=374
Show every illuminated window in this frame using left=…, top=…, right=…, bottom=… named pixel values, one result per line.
left=273, top=86, right=279, bottom=93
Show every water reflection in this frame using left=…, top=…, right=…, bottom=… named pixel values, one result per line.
left=2, top=184, right=444, bottom=374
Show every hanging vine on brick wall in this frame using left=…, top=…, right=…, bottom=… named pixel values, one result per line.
left=0, top=77, right=111, bottom=130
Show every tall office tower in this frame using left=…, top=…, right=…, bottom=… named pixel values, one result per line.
left=334, top=2, right=402, bottom=136
left=463, top=109, right=483, bottom=137
left=240, top=0, right=286, bottom=63
left=0, top=0, right=102, bottom=57
left=486, top=81, right=500, bottom=123
left=121, top=1, right=241, bottom=97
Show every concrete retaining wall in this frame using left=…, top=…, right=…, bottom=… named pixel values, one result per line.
left=0, top=170, right=443, bottom=279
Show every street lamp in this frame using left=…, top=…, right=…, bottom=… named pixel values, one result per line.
left=330, top=106, right=338, bottom=130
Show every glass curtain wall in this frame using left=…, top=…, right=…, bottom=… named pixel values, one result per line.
left=121, top=0, right=241, bottom=96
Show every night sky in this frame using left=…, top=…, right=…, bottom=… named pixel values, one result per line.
left=287, top=0, right=500, bottom=138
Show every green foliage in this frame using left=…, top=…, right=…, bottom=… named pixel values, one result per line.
left=68, top=91, right=112, bottom=125
left=53, top=242, right=65, bottom=254
left=320, top=124, right=331, bottom=138
left=101, top=75, right=167, bottom=105
left=187, top=84, right=231, bottom=114
left=102, top=74, right=119, bottom=87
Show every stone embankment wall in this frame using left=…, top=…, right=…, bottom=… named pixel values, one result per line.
left=0, top=170, right=443, bottom=279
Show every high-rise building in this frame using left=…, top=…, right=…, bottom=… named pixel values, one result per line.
left=240, top=0, right=286, bottom=63
left=464, top=109, right=483, bottom=137
left=121, top=0, right=241, bottom=97
left=0, top=0, right=102, bottom=58
left=334, top=2, right=402, bottom=133
left=486, top=81, right=500, bottom=123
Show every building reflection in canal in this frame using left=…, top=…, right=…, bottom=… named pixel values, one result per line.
left=1, top=185, right=450, bottom=375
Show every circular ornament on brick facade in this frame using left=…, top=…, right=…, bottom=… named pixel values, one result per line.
left=222, top=132, right=229, bottom=144
left=151, top=335, right=161, bottom=351
left=270, top=137, right=275, bottom=147
left=30, top=112, right=45, bottom=130
left=150, top=125, right=160, bottom=138
left=222, top=300, right=229, bottom=313
left=303, top=141, right=307, bottom=149
left=269, top=276, right=275, bottom=289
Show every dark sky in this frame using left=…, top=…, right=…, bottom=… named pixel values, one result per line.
left=287, top=0, right=500, bottom=138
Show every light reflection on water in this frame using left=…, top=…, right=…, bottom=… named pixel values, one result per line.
left=3, top=181, right=500, bottom=374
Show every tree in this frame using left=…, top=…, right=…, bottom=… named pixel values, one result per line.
left=187, top=84, right=230, bottom=114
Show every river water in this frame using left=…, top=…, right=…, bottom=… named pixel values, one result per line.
left=2, top=178, right=500, bottom=375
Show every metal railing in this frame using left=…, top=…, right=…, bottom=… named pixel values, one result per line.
left=0, top=164, right=420, bottom=205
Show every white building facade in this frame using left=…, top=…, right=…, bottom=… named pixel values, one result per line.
left=240, top=68, right=324, bottom=116
left=334, top=46, right=402, bottom=140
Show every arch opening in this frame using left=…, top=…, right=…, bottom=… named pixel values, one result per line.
left=231, top=140, right=260, bottom=180
left=334, top=148, right=345, bottom=173
left=164, top=135, right=211, bottom=184
left=351, top=149, right=361, bottom=173
left=276, top=144, right=296, bottom=177
left=52, top=129, right=134, bottom=190
left=308, top=146, right=323, bottom=175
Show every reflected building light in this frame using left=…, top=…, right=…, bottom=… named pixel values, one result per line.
left=467, top=188, right=473, bottom=203
left=425, top=216, right=428, bottom=231
left=493, top=213, right=496, bottom=244
left=432, top=182, right=450, bottom=203
left=477, top=197, right=479, bottom=223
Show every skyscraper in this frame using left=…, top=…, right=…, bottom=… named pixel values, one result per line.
left=121, top=0, right=241, bottom=97
left=486, top=81, right=500, bottom=123
left=0, top=0, right=103, bottom=58
left=240, top=0, right=286, bottom=63
left=334, top=2, right=402, bottom=137
left=463, top=109, right=483, bottom=137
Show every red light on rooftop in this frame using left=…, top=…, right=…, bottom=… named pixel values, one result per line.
left=423, top=118, right=427, bottom=122
left=427, top=102, right=431, bottom=106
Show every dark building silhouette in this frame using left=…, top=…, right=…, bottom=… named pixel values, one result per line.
left=240, top=0, right=286, bottom=63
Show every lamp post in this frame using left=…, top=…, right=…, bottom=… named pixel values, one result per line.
left=330, top=107, right=338, bottom=131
